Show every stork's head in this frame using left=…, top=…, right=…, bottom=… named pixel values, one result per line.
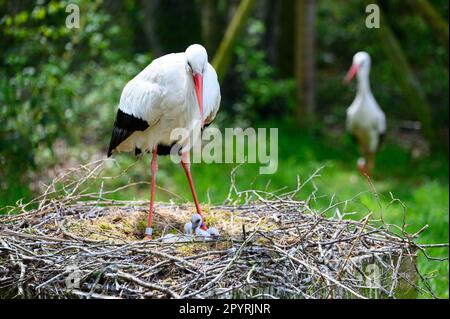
left=186, top=44, right=208, bottom=127
left=344, top=51, right=371, bottom=84
left=190, top=213, right=203, bottom=230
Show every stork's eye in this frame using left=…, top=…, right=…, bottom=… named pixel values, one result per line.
left=187, top=62, right=193, bottom=73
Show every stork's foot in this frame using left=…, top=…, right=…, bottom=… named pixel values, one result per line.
left=144, top=227, right=153, bottom=241
left=357, top=158, right=370, bottom=178
left=199, top=222, right=220, bottom=238
left=197, top=220, right=220, bottom=239
left=198, top=213, right=211, bottom=232
left=357, top=158, right=366, bottom=173
left=192, top=209, right=208, bottom=231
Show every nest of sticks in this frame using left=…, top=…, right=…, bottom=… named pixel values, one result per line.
left=0, top=160, right=445, bottom=299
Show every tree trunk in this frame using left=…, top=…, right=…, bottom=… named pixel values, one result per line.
left=262, top=0, right=279, bottom=66
left=408, top=0, right=449, bottom=51
left=139, top=0, right=163, bottom=57
left=201, top=0, right=219, bottom=54
left=375, top=2, right=434, bottom=142
left=276, top=0, right=295, bottom=78
left=294, top=0, right=316, bottom=123
left=212, top=0, right=256, bottom=81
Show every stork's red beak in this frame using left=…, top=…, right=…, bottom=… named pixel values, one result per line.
left=344, top=64, right=359, bottom=84
left=193, top=73, right=204, bottom=128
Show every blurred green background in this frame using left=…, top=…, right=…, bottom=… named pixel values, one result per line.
left=0, top=0, right=448, bottom=298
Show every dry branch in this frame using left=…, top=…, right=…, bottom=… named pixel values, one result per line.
left=0, top=160, right=447, bottom=299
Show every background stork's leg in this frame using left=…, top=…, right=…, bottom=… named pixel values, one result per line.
left=366, top=152, right=375, bottom=177
left=146, top=147, right=158, bottom=240
left=181, top=152, right=207, bottom=230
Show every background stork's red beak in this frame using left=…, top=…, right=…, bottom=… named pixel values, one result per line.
left=193, top=73, right=204, bottom=128
left=344, top=64, right=359, bottom=84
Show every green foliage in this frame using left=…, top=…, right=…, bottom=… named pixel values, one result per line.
left=0, top=1, right=150, bottom=203
left=231, top=19, right=296, bottom=125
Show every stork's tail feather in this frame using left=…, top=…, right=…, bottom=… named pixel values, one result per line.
left=107, top=126, right=133, bottom=157
left=107, top=109, right=151, bottom=157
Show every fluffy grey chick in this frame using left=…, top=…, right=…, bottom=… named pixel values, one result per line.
left=161, top=233, right=190, bottom=243
left=206, top=227, right=220, bottom=239
left=184, top=214, right=203, bottom=235
left=194, top=227, right=210, bottom=237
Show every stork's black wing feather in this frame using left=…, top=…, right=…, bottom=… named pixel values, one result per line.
left=107, top=109, right=149, bottom=157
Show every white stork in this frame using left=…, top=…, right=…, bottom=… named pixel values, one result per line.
left=107, top=44, right=221, bottom=239
left=344, top=51, right=386, bottom=177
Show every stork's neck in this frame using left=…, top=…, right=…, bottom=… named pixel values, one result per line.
left=186, top=73, right=198, bottom=109
left=356, top=72, right=372, bottom=96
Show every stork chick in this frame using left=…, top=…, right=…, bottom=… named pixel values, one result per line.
left=185, top=214, right=220, bottom=239
left=184, top=214, right=203, bottom=235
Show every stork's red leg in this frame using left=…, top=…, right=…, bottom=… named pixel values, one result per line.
left=181, top=152, right=207, bottom=230
left=146, top=147, right=158, bottom=240
left=366, top=152, right=375, bottom=178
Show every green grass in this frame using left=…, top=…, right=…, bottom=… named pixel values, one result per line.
left=1, top=123, right=448, bottom=298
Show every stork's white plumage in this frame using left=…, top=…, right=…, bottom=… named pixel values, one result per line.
left=344, top=51, right=386, bottom=177
left=107, top=44, right=221, bottom=239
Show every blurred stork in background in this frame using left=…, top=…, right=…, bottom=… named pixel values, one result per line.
left=344, top=51, right=386, bottom=177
